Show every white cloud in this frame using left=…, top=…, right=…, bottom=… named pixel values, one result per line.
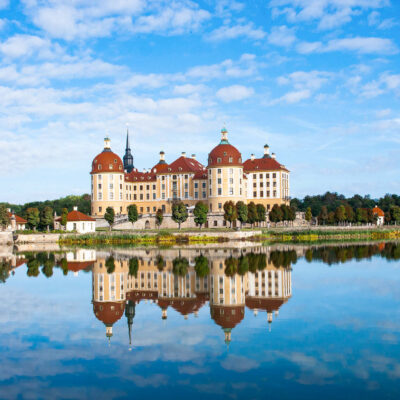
left=360, top=72, right=400, bottom=97
left=268, top=25, right=296, bottom=47
left=297, top=37, right=397, bottom=55
left=0, top=0, right=8, bottom=9
left=216, top=85, right=254, bottom=102
left=207, top=22, right=265, bottom=41
left=278, top=89, right=311, bottom=103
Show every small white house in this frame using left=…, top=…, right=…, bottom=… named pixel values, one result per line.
left=55, top=207, right=96, bottom=233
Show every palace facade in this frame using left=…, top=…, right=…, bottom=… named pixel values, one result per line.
left=90, top=128, right=290, bottom=217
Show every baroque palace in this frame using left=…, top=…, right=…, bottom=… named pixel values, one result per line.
left=90, top=127, right=290, bottom=219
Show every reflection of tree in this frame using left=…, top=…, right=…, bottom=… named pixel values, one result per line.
left=27, top=258, right=40, bottom=277
left=0, top=260, right=12, bottom=283
left=224, top=257, right=238, bottom=276
left=156, top=255, right=165, bottom=271
left=237, top=255, right=249, bottom=275
left=194, top=255, right=209, bottom=277
left=269, top=250, right=297, bottom=268
left=128, top=257, right=139, bottom=277
left=172, top=257, right=189, bottom=276
left=60, top=258, right=68, bottom=275
left=105, top=256, right=115, bottom=274
left=42, top=254, right=55, bottom=278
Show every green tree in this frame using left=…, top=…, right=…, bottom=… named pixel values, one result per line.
left=27, top=258, right=40, bottom=277
left=106, top=256, right=115, bottom=274
left=327, top=211, right=335, bottom=224
left=194, top=255, right=209, bottom=277
left=344, top=205, right=355, bottom=223
left=60, top=258, right=68, bottom=276
left=390, top=205, right=400, bottom=225
left=127, top=204, right=138, bottom=228
left=0, top=205, right=10, bottom=230
left=237, top=255, right=249, bottom=275
left=0, top=260, right=12, bottom=283
left=171, top=202, right=188, bottom=230
left=223, top=201, right=237, bottom=228
left=172, top=257, right=189, bottom=276
left=41, top=206, right=53, bottom=232
left=269, top=204, right=283, bottom=225
left=319, top=206, right=329, bottom=225
left=236, top=201, right=248, bottom=227
left=104, top=207, right=115, bottom=231
left=61, top=208, right=68, bottom=228
left=155, top=209, right=164, bottom=229
left=288, top=206, right=296, bottom=226
left=280, top=204, right=290, bottom=222
left=305, top=207, right=312, bottom=224
left=256, top=204, right=266, bottom=225
left=26, top=208, right=40, bottom=230
left=128, top=257, right=139, bottom=277
left=247, top=202, right=258, bottom=227
left=193, top=202, right=208, bottom=229
left=335, top=205, right=347, bottom=225
left=42, top=255, right=55, bottom=278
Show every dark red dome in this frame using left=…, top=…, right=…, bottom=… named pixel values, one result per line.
left=208, top=143, right=242, bottom=167
left=210, top=305, right=244, bottom=329
left=93, top=301, right=125, bottom=325
left=91, top=150, right=123, bottom=174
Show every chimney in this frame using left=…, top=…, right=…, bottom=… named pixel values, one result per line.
left=251, top=154, right=255, bottom=161
left=271, top=153, right=276, bottom=159
left=264, top=144, right=270, bottom=157
left=181, top=152, right=186, bottom=157
left=159, top=151, right=165, bottom=162
left=73, top=206, right=78, bottom=211
left=191, top=154, right=196, bottom=160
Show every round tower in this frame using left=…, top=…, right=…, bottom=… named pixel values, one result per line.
left=207, top=127, right=244, bottom=213
left=91, top=137, right=125, bottom=217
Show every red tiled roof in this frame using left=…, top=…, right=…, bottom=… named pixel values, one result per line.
left=210, top=305, right=245, bottom=329
left=193, top=171, right=208, bottom=180
left=373, top=206, right=385, bottom=217
left=125, top=169, right=157, bottom=182
left=91, top=150, right=124, bottom=174
left=67, top=210, right=95, bottom=222
left=208, top=143, right=242, bottom=167
left=7, top=212, right=27, bottom=224
left=243, top=157, right=289, bottom=172
left=164, top=156, right=205, bottom=174
left=93, top=301, right=125, bottom=326
left=67, top=261, right=94, bottom=272
left=245, top=297, right=286, bottom=312
left=151, top=162, right=169, bottom=173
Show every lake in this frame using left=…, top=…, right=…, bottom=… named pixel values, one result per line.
left=0, top=242, right=399, bottom=399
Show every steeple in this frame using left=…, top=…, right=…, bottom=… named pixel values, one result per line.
left=123, top=127, right=134, bottom=173
left=125, top=300, right=136, bottom=350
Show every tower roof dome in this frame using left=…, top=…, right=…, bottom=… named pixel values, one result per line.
left=91, top=137, right=123, bottom=174
left=208, top=127, right=242, bottom=167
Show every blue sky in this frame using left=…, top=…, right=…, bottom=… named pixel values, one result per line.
left=0, top=0, right=399, bottom=203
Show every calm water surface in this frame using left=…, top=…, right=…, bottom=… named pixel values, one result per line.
left=0, top=243, right=399, bottom=400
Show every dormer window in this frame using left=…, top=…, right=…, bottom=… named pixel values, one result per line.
left=114, top=159, right=117, bottom=163
left=224, top=152, right=227, bottom=156
left=229, top=157, right=233, bottom=163
left=217, top=158, right=222, bottom=163
left=98, top=164, right=102, bottom=170
left=238, top=158, right=242, bottom=163
left=119, top=165, right=122, bottom=170
left=109, top=164, right=113, bottom=170
left=179, top=167, right=182, bottom=171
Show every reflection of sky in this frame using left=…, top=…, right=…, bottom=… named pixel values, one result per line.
left=1, top=257, right=399, bottom=399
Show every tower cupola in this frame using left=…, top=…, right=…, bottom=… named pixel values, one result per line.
left=104, top=136, right=111, bottom=151
left=123, top=128, right=134, bottom=173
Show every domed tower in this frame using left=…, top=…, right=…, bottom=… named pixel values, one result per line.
left=207, top=127, right=244, bottom=213
left=91, top=137, right=125, bottom=217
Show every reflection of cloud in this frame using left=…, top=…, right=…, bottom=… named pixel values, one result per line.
left=178, top=365, right=208, bottom=375
left=220, top=354, right=259, bottom=372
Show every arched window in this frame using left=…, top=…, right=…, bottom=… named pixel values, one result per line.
left=217, top=158, right=222, bottom=163
left=98, top=164, right=102, bottom=170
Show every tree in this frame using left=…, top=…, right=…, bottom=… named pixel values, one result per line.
left=288, top=206, right=296, bottom=226
left=327, top=211, right=335, bottom=225
left=224, top=257, right=238, bottom=276
left=104, top=207, right=115, bottom=231
left=269, top=204, right=283, bottom=226
left=390, top=205, right=400, bottom=225
left=27, top=258, right=40, bottom=277
left=26, top=208, right=40, bottom=230
left=237, top=255, right=249, bottom=275
left=223, top=201, right=237, bottom=228
left=61, top=208, right=68, bottom=229
left=0, top=205, right=10, bottom=230
left=236, top=201, right=248, bottom=227
left=171, top=202, right=188, bottom=230
left=41, top=206, right=53, bottom=232
left=60, top=258, right=68, bottom=275
left=129, top=257, right=139, bottom=277
left=344, top=205, right=355, bottom=224
left=193, top=202, right=208, bottom=229
left=106, top=256, right=115, bottom=273
left=156, top=255, right=165, bottom=271
left=247, top=202, right=258, bottom=227
left=127, top=204, right=138, bottom=228
left=280, top=204, right=290, bottom=223
left=319, top=206, right=329, bottom=225
left=356, top=208, right=368, bottom=224
left=172, top=257, right=189, bottom=276
left=155, top=209, right=164, bottom=229
left=42, top=255, right=55, bottom=278
left=305, top=207, right=312, bottom=224
left=194, top=255, right=209, bottom=277
left=335, top=205, right=347, bottom=225
left=256, top=204, right=266, bottom=225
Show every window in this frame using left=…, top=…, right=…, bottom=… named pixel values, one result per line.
left=184, top=183, right=188, bottom=189
left=260, top=191, right=264, bottom=197
left=259, top=173, right=263, bottom=178
left=147, top=207, right=150, bottom=212
left=209, top=189, right=212, bottom=196
left=229, top=188, right=234, bottom=195
left=99, top=207, right=102, bottom=212
left=146, top=185, right=150, bottom=190
left=146, top=194, right=150, bottom=200
left=229, top=157, right=233, bottom=163
left=109, top=192, right=114, bottom=200
left=202, top=191, right=206, bottom=198
left=140, top=194, right=143, bottom=200
left=109, top=183, right=114, bottom=190
left=153, top=193, right=156, bottom=199
left=98, top=184, right=102, bottom=189
left=217, top=158, right=222, bottom=163
left=267, top=191, right=270, bottom=197
left=266, top=174, right=270, bottom=178
left=273, top=173, right=276, bottom=178
left=218, top=203, right=222, bottom=209
left=253, top=191, right=257, bottom=197
left=185, top=192, right=188, bottom=198
left=253, top=182, right=257, bottom=188
left=194, top=182, right=198, bottom=188
left=140, top=207, right=143, bottom=212
left=162, top=193, right=165, bottom=199
left=229, top=178, right=233, bottom=184
left=140, top=185, right=143, bottom=191
left=73, top=223, right=77, bottom=230
left=153, top=184, right=156, bottom=190
left=195, top=192, right=198, bottom=199
left=218, top=178, right=222, bottom=184
left=202, top=182, right=206, bottom=188
left=134, top=194, right=137, bottom=200
left=162, top=184, right=166, bottom=190
left=229, top=168, right=233, bottom=174
left=184, top=175, right=188, bottom=179
left=214, top=220, right=218, bottom=226
left=218, top=169, right=222, bottom=174
left=218, top=188, right=222, bottom=195
left=98, top=193, right=102, bottom=200
left=98, top=164, right=102, bottom=170
left=273, top=190, right=277, bottom=197
left=253, top=174, right=256, bottom=179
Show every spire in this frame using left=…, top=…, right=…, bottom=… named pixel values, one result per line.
left=223, top=328, right=231, bottom=350
left=123, top=126, right=134, bottom=173
left=125, top=300, right=136, bottom=350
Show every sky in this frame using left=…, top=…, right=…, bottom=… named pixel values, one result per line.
left=0, top=0, right=399, bottom=204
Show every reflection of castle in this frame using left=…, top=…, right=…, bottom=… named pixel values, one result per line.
left=91, top=248, right=292, bottom=346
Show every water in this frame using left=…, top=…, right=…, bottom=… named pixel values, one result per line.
left=0, top=242, right=399, bottom=399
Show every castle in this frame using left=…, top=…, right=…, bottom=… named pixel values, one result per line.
left=90, top=128, right=290, bottom=219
